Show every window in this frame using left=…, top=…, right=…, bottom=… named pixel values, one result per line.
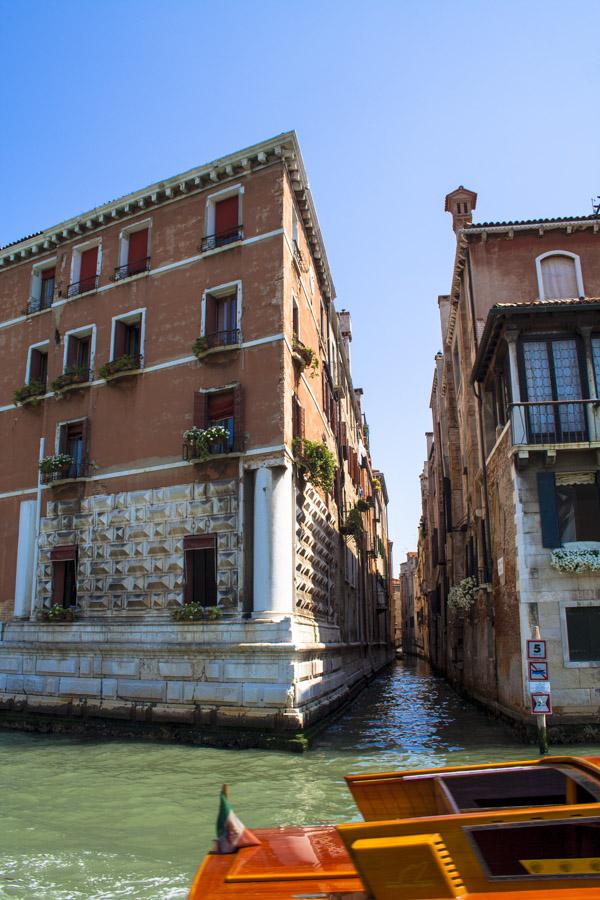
left=64, top=327, right=94, bottom=380
left=27, top=343, right=49, bottom=389
left=68, top=242, right=100, bottom=297
left=292, top=297, right=299, bottom=340
left=115, top=223, right=151, bottom=279
left=292, top=206, right=299, bottom=248
left=536, top=251, right=584, bottom=300
left=57, top=420, right=89, bottom=479
left=292, top=395, right=305, bottom=441
left=110, top=310, right=144, bottom=365
left=537, top=471, right=600, bottom=547
left=566, top=606, right=600, bottom=662
left=183, top=535, right=217, bottom=606
left=203, top=284, right=240, bottom=347
left=29, top=260, right=56, bottom=313
left=194, top=386, right=242, bottom=452
left=591, top=336, right=600, bottom=394
left=203, top=187, right=243, bottom=251
left=51, top=546, right=77, bottom=609
left=520, top=337, right=586, bottom=442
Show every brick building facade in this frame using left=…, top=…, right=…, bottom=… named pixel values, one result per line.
left=0, top=132, right=393, bottom=745
left=416, top=187, right=600, bottom=737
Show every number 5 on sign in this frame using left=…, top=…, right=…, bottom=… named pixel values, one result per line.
left=527, top=640, right=547, bottom=660
left=531, top=693, right=552, bottom=715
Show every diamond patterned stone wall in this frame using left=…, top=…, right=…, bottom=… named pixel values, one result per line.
left=295, top=484, right=337, bottom=621
left=38, top=480, right=239, bottom=615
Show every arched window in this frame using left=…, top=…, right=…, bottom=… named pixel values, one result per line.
left=536, top=251, right=584, bottom=300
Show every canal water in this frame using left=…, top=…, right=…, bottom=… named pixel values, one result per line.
left=2, top=658, right=600, bottom=899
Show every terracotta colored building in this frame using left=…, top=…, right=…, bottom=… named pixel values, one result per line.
left=416, top=188, right=600, bottom=737
left=0, top=132, right=393, bottom=745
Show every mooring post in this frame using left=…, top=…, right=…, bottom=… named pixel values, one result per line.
left=533, top=626, right=548, bottom=755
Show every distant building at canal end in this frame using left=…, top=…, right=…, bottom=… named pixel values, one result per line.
left=0, top=132, right=393, bottom=746
left=405, top=187, right=600, bottom=740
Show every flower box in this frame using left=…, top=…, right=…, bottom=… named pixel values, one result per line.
left=550, top=548, right=600, bottom=573
left=98, top=354, right=141, bottom=380
left=14, top=380, right=46, bottom=407
left=50, top=367, right=89, bottom=393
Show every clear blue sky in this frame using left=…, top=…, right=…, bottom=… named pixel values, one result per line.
left=2, top=1, right=599, bottom=568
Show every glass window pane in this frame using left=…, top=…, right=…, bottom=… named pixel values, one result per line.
left=566, top=607, right=600, bottom=661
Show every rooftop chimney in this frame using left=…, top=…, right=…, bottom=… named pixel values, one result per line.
left=338, top=309, right=352, bottom=367
left=445, top=186, right=477, bottom=233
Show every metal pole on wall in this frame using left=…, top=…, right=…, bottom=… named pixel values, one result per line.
left=533, top=625, right=548, bottom=755
left=29, top=437, right=45, bottom=618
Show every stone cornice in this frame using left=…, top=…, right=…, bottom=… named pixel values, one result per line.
left=0, top=131, right=335, bottom=301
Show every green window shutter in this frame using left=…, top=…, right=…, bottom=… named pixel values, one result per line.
left=537, top=471, right=560, bottom=548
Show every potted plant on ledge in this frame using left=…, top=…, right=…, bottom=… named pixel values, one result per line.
left=39, top=453, right=73, bottom=484
left=37, top=604, right=78, bottom=622
left=171, top=603, right=223, bottom=622
left=292, top=338, right=319, bottom=377
left=293, top=437, right=337, bottom=493
left=14, top=380, right=46, bottom=407
left=183, top=425, right=231, bottom=461
left=50, top=365, right=90, bottom=394
left=98, top=354, right=140, bottom=380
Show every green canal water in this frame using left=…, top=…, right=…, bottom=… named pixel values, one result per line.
left=2, top=658, right=600, bottom=899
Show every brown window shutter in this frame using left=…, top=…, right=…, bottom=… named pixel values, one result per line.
left=128, top=228, right=148, bottom=266
left=66, top=336, right=78, bottom=369
left=215, top=196, right=238, bottom=235
left=81, top=418, right=90, bottom=472
left=113, top=321, right=128, bottom=359
left=233, top=384, right=243, bottom=450
left=299, top=404, right=305, bottom=440
left=30, top=349, right=42, bottom=383
left=204, top=294, right=217, bottom=336
left=194, top=391, right=208, bottom=428
left=58, top=423, right=68, bottom=455
left=52, top=561, right=66, bottom=605
left=183, top=551, right=194, bottom=605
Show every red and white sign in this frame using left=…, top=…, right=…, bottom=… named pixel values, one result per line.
left=528, top=661, right=549, bottom=681
left=531, top=692, right=552, bottom=715
left=527, top=640, right=547, bottom=660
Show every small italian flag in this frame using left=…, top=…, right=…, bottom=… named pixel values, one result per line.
left=212, top=784, right=261, bottom=854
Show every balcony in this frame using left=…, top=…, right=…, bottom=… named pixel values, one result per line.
left=510, top=400, right=600, bottom=453
left=66, top=275, right=99, bottom=297
left=113, top=257, right=151, bottom=280
left=182, top=431, right=242, bottom=462
left=98, top=354, right=143, bottom=381
left=26, top=292, right=54, bottom=315
left=201, top=226, right=243, bottom=253
left=40, top=459, right=87, bottom=486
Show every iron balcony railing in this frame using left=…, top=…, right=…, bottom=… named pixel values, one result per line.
left=113, top=257, right=151, bottom=280
left=206, top=329, right=241, bottom=349
left=510, top=399, right=600, bottom=446
left=41, top=460, right=87, bottom=485
left=201, top=226, right=243, bottom=253
left=26, top=292, right=54, bottom=315
left=66, top=275, right=99, bottom=297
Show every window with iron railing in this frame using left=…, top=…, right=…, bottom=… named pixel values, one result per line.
left=202, top=195, right=243, bottom=251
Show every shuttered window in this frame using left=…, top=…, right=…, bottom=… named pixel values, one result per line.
left=215, top=196, right=239, bottom=237
left=51, top=545, right=77, bottom=608
left=79, top=246, right=98, bottom=292
left=127, top=229, right=149, bottom=274
left=29, top=348, right=48, bottom=387
left=540, top=255, right=579, bottom=299
left=113, top=319, right=141, bottom=361
left=566, top=607, right=600, bottom=662
left=58, top=420, right=89, bottom=479
left=40, top=268, right=55, bottom=307
left=204, top=290, right=238, bottom=345
left=66, top=334, right=91, bottom=372
left=193, top=387, right=243, bottom=452
left=183, top=535, right=216, bottom=606
left=292, top=395, right=305, bottom=441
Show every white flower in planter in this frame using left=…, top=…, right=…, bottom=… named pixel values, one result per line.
left=448, top=576, right=479, bottom=610
left=550, top=548, right=600, bottom=573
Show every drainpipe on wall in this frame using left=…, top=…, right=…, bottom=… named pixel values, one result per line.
left=30, top=436, right=45, bottom=618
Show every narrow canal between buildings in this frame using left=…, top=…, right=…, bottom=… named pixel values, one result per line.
left=2, top=658, right=600, bottom=899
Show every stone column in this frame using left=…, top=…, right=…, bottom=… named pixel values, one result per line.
left=14, top=499, right=36, bottom=618
left=505, top=329, right=526, bottom=445
left=253, top=465, right=294, bottom=615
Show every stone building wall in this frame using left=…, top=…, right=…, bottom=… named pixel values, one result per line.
left=37, top=479, right=239, bottom=615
